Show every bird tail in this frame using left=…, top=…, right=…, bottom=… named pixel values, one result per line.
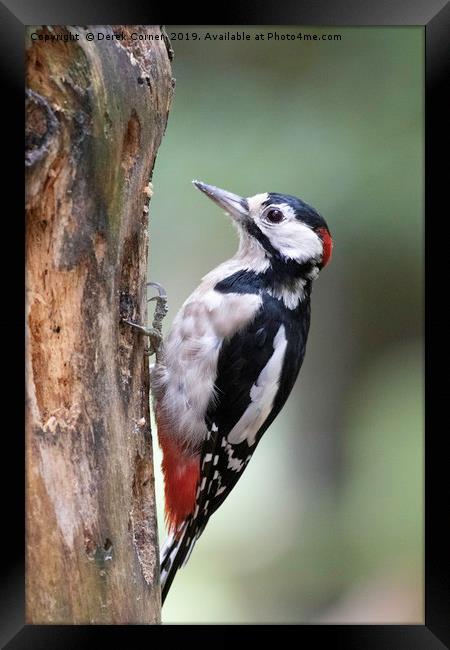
left=160, top=522, right=199, bottom=604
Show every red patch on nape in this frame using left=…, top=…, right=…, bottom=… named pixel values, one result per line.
left=156, top=408, right=200, bottom=535
left=317, top=227, right=333, bottom=268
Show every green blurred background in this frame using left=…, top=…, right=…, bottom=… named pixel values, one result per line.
left=148, top=26, right=423, bottom=623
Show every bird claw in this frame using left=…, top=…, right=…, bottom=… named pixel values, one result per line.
left=147, top=281, right=167, bottom=298
left=147, top=282, right=168, bottom=321
left=122, top=282, right=168, bottom=360
left=122, top=320, right=153, bottom=337
left=147, top=328, right=163, bottom=357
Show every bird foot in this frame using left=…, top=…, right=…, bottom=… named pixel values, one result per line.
left=122, top=282, right=168, bottom=360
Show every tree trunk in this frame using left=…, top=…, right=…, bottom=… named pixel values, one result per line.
left=25, top=25, right=173, bottom=624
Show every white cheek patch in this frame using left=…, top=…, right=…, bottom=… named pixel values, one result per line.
left=263, top=219, right=322, bottom=264
left=227, top=324, right=288, bottom=447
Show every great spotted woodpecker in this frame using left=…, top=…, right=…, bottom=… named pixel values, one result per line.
left=148, top=181, right=332, bottom=603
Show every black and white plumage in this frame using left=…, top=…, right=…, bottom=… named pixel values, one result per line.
left=152, top=182, right=333, bottom=603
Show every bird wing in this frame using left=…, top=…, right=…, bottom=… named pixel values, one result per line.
left=199, top=294, right=308, bottom=520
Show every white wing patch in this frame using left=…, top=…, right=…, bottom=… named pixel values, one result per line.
left=227, top=324, right=288, bottom=446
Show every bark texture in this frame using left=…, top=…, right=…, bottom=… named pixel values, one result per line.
left=25, top=25, right=174, bottom=624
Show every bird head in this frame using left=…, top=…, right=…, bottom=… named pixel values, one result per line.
left=193, top=181, right=332, bottom=273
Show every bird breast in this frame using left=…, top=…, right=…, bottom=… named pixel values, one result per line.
left=151, top=286, right=263, bottom=450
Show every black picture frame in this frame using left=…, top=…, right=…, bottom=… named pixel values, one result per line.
left=4, top=1, right=448, bottom=646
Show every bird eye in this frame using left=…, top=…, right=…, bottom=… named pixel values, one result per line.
left=266, top=209, right=284, bottom=224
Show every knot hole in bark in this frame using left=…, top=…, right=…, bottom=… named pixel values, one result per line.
left=25, top=89, right=58, bottom=167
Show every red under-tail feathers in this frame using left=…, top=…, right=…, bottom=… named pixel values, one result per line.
left=156, top=406, right=200, bottom=534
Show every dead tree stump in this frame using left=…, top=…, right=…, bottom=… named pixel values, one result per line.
left=25, top=25, right=174, bottom=624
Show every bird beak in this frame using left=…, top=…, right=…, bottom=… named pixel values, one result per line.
left=193, top=180, right=249, bottom=223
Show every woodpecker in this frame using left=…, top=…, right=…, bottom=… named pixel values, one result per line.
left=150, top=181, right=333, bottom=603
